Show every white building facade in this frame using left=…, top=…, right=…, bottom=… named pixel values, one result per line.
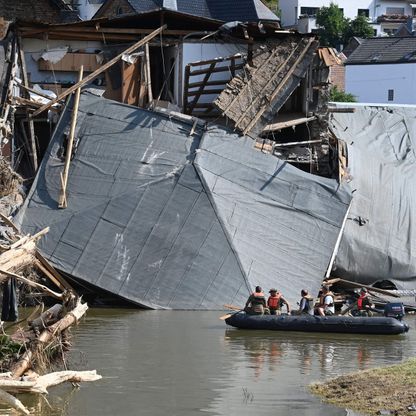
left=279, top=0, right=416, bottom=36
left=344, top=37, right=416, bottom=104
left=346, top=63, right=416, bottom=104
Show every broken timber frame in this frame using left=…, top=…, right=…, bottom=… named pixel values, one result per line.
left=183, top=54, right=245, bottom=117
left=31, top=25, right=167, bottom=117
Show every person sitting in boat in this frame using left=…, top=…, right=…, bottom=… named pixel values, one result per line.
left=315, top=285, right=335, bottom=316
left=245, top=286, right=267, bottom=315
left=357, top=288, right=375, bottom=316
left=298, top=289, right=314, bottom=315
left=267, top=289, right=290, bottom=315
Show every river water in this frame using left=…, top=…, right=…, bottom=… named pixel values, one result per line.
left=3, top=310, right=416, bottom=415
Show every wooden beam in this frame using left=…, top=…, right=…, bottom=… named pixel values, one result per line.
left=31, top=25, right=166, bottom=117
left=18, top=40, right=38, bottom=172
left=58, top=66, right=83, bottom=209
left=273, top=139, right=322, bottom=148
left=188, top=62, right=215, bottom=114
left=144, top=43, right=153, bottom=107
left=189, top=63, right=244, bottom=77
left=0, top=213, right=19, bottom=233
left=263, top=115, right=316, bottom=132
left=35, top=251, right=74, bottom=291
left=0, top=268, right=64, bottom=300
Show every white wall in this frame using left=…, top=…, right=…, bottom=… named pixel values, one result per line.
left=280, top=0, right=375, bottom=26
left=346, top=63, right=416, bottom=104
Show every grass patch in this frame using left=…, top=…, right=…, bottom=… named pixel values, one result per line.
left=310, top=358, right=416, bottom=415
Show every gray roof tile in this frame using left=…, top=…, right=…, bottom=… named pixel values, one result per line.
left=346, top=37, right=416, bottom=65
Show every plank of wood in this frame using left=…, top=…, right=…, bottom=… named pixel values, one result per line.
left=18, top=40, right=38, bottom=172
left=263, top=115, right=316, bottom=132
left=58, top=66, right=83, bottom=208
left=35, top=251, right=74, bottom=291
left=0, top=213, right=20, bottom=233
left=188, top=62, right=215, bottom=114
left=31, top=25, right=166, bottom=117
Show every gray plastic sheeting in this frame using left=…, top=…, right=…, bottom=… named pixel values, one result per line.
left=18, top=93, right=351, bottom=309
left=330, top=104, right=416, bottom=289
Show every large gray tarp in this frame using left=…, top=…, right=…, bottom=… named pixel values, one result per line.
left=330, top=104, right=416, bottom=289
left=17, top=93, right=351, bottom=309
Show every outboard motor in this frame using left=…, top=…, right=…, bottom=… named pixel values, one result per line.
left=384, top=302, right=405, bottom=320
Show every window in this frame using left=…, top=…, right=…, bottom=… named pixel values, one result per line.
left=386, top=7, right=405, bottom=15
left=388, top=89, right=394, bottom=101
left=358, top=9, right=369, bottom=18
left=300, top=7, right=319, bottom=16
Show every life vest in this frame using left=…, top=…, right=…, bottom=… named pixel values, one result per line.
left=251, top=292, right=265, bottom=305
left=267, top=293, right=282, bottom=309
left=357, top=294, right=368, bottom=310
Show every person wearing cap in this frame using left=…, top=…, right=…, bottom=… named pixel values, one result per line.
left=245, top=286, right=267, bottom=315
left=267, top=289, right=290, bottom=315
left=315, top=285, right=335, bottom=316
left=357, top=288, right=375, bottom=316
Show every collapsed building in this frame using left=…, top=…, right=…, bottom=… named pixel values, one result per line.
left=0, top=10, right=414, bottom=309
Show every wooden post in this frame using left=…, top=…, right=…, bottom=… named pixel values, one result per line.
left=144, top=43, right=153, bottom=107
left=31, top=25, right=167, bottom=117
left=58, top=66, right=83, bottom=209
left=18, top=41, right=38, bottom=173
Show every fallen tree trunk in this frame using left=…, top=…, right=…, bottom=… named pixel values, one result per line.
left=0, top=370, right=101, bottom=394
left=0, top=388, right=30, bottom=415
left=10, top=300, right=88, bottom=379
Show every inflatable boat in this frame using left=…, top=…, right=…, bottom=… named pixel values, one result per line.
left=224, top=312, right=409, bottom=335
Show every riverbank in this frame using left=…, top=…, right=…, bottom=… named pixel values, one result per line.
left=310, top=358, right=416, bottom=415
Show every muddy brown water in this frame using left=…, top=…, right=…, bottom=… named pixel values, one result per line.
left=2, top=310, right=415, bottom=415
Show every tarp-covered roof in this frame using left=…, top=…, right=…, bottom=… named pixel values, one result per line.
left=17, top=93, right=351, bottom=309
left=330, top=103, right=416, bottom=289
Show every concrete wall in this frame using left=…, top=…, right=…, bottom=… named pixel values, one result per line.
left=346, top=63, right=416, bottom=104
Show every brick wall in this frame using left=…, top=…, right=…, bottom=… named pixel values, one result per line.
left=329, top=64, right=345, bottom=91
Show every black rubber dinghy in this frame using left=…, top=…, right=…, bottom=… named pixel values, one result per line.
left=225, top=312, right=409, bottom=335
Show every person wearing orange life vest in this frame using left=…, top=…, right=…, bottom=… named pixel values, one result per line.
left=245, top=286, right=267, bottom=315
left=267, top=289, right=290, bottom=315
left=357, top=288, right=375, bottom=316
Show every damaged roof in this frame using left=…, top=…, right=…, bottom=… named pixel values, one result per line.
left=214, top=35, right=319, bottom=137
left=17, top=92, right=351, bottom=309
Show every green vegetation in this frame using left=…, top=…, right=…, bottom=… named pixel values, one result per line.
left=316, top=3, right=374, bottom=49
left=310, top=358, right=416, bottom=415
left=329, top=86, right=356, bottom=103
left=262, top=0, right=280, bottom=16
